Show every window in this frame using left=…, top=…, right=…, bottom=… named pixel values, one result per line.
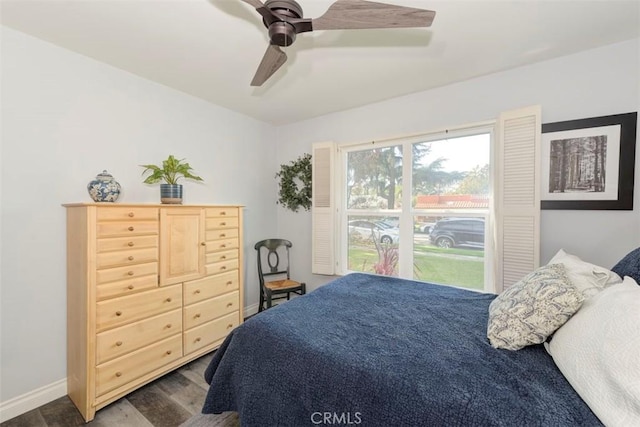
left=311, top=106, right=542, bottom=293
left=342, top=131, right=492, bottom=291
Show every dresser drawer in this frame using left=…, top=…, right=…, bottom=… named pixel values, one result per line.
left=96, top=285, right=182, bottom=331
left=97, top=309, right=182, bottom=364
left=183, top=312, right=239, bottom=355
left=96, top=334, right=182, bottom=397
left=205, top=259, right=238, bottom=276
left=96, top=262, right=158, bottom=285
left=183, top=271, right=239, bottom=305
left=97, top=207, right=159, bottom=221
left=96, top=247, right=158, bottom=269
left=205, top=217, right=239, bottom=230
left=97, top=221, right=158, bottom=238
left=97, top=274, right=158, bottom=301
left=204, top=228, right=239, bottom=241
left=184, top=291, right=239, bottom=330
left=205, top=207, right=238, bottom=218
left=205, top=237, right=239, bottom=252
left=97, top=235, right=158, bottom=253
left=205, top=249, right=238, bottom=265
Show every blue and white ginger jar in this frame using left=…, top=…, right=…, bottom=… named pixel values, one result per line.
left=87, top=170, right=121, bottom=202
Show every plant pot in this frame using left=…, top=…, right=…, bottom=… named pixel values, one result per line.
left=160, top=184, right=183, bottom=204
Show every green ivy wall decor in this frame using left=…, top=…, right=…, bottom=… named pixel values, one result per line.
left=275, top=153, right=312, bottom=212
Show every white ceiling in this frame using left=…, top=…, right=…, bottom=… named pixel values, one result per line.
left=2, top=0, right=639, bottom=125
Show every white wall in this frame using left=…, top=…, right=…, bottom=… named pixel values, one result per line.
left=276, top=38, right=640, bottom=290
left=0, top=27, right=278, bottom=406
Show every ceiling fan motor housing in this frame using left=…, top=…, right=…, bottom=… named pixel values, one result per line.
left=264, top=0, right=303, bottom=47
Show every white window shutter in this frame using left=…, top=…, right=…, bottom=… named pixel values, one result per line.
left=312, top=142, right=336, bottom=275
left=494, top=106, right=541, bottom=292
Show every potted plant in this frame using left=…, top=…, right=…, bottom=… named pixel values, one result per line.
left=140, top=155, right=203, bottom=204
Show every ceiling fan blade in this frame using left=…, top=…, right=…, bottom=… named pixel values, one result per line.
left=251, top=44, right=288, bottom=86
left=312, top=0, right=435, bottom=31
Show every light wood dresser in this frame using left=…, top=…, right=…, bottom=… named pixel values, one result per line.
left=63, top=203, right=243, bottom=422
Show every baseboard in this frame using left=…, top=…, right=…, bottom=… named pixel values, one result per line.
left=244, top=302, right=260, bottom=318
left=0, top=379, right=67, bottom=423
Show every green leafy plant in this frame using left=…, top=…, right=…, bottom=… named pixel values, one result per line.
left=140, top=155, right=204, bottom=185
left=275, top=153, right=312, bottom=212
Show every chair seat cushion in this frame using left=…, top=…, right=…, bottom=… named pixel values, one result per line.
left=266, top=279, right=303, bottom=291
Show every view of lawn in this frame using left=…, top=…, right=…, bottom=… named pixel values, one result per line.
left=348, top=244, right=485, bottom=290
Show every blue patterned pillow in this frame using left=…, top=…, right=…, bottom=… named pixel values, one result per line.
left=611, top=247, right=640, bottom=284
left=487, top=263, right=584, bottom=351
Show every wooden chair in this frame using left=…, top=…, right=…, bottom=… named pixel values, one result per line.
left=255, top=239, right=306, bottom=311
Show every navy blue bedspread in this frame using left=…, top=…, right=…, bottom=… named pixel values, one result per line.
left=203, top=273, right=601, bottom=426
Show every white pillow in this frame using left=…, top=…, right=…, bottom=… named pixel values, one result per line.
left=487, top=263, right=583, bottom=350
left=547, top=249, right=622, bottom=298
left=547, top=277, right=640, bottom=426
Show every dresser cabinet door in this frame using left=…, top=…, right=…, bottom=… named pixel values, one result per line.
left=160, top=208, right=205, bottom=286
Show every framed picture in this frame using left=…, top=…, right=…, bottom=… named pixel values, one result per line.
left=541, top=112, right=637, bottom=210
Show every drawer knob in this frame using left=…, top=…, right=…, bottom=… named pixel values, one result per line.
left=227, top=324, right=233, bottom=329
left=194, top=289, right=201, bottom=294
left=220, top=266, right=227, bottom=270
left=165, top=298, right=172, bottom=303
left=116, top=341, right=123, bottom=347
left=166, top=324, right=172, bottom=329
left=194, top=313, right=201, bottom=318
left=226, top=281, right=232, bottom=286
left=166, top=350, right=172, bottom=355
left=220, top=222, right=226, bottom=226
left=127, top=271, right=134, bottom=276
left=128, top=212, right=134, bottom=218
left=128, top=256, right=134, bottom=261
left=220, top=211, right=226, bottom=215
left=226, top=302, right=233, bottom=308
left=115, top=372, right=122, bottom=377
left=201, top=242, right=206, bottom=246
left=220, top=233, right=226, bottom=238
left=195, top=337, right=201, bottom=343
left=221, top=256, right=227, bottom=260
left=128, top=285, right=134, bottom=290
left=127, top=242, right=134, bottom=247
left=220, top=244, right=227, bottom=248
left=116, top=311, right=122, bottom=316
left=128, top=226, right=134, bottom=231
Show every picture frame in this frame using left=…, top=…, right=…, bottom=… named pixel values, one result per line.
left=541, top=112, right=637, bottom=210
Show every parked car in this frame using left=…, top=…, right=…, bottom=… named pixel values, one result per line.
left=376, top=218, right=399, bottom=229
left=348, top=220, right=399, bottom=244
left=429, top=218, right=485, bottom=249
left=417, top=223, right=434, bottom=234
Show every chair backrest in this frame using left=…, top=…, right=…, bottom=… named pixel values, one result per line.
left=254, top=239, right=293, bottom=286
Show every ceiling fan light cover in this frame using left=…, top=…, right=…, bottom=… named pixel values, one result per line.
left=269, top=22, right=297, bottom=46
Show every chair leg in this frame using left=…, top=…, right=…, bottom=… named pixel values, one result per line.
left=287, top=292, right=291, bottom=301
left=301, top=283, right=306, bottom=295
left=259, top=289, right=265, bottom=312
left=266, top=290, right=273, bottom=309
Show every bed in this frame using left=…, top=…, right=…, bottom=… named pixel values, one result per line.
left=201, top=272, right=611, bottom=426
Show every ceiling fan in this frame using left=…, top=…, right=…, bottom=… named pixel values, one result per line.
left=240, top=0, right=436, bottom=86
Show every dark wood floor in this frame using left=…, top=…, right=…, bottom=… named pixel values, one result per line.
left=1, top=352, right=239, bottom=427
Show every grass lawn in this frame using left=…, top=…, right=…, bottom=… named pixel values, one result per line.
left=348, top=245, right=485, bottom=291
